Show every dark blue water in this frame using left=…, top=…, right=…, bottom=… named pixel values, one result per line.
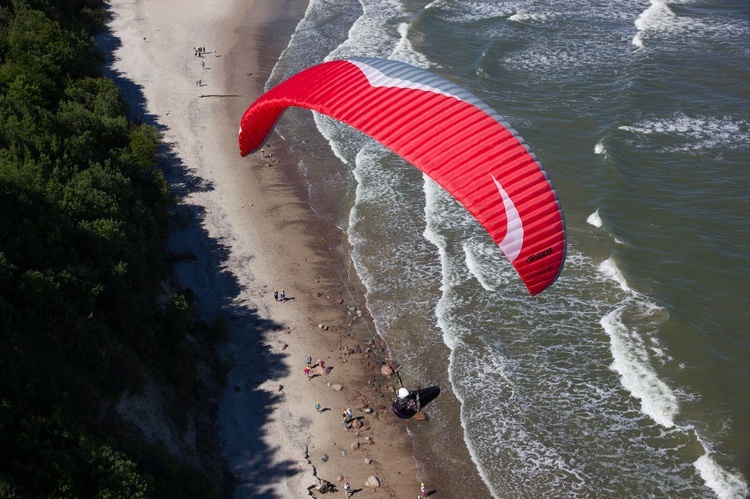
left=264, top=0, right=750, bottom=496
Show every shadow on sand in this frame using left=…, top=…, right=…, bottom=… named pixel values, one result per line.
left=98, top=7, right=297, bottom=497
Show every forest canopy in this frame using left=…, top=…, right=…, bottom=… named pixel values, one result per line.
left=0, top=1, right=224, bottom=496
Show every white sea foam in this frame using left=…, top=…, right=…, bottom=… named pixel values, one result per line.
left=619, top=113, right=750, bottom=152
left=634, top=0, right=674, bottom=37
left=594, top=139, right=606, bottom=156
left=447, top=347, right=508, bottom=498
left=326, top=0, right=409, bottom=60
left=632, top=0, right=750, bottom=49
left=463, top=242, right=500, bottom=292
left=632, top=0, right=703, bottom=48
left=425, top=0, right=516, bottom=23
left=508, top=9, right=552, bottom=24
left=442, top=229, right=711, bottom=495
left=694, top=453, right=749, bottom=499
left=267, top=0, right=361, bottom=87
left=587, top=209, right=603, bottom=228
left=598, top=258, right=679, bottom=428
left=424, top=178, right=460, bottom=351
left=390, top=23, right=432, bottom=68
left=444, top=260, right=624, bottom=496
left=595, top=256, right=748, bottom=497
left=597, top=257, right=630, bottom=292
left=495, top=0, right=642, bottom=75
left=600, top=307, right=679, bottom=428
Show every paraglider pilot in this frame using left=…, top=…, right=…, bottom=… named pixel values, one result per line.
left=393, top=387, right=421, bottom=414
left=391, top=385, right=441, bottom=419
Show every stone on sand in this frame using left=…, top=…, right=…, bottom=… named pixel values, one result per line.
left=315, top=480, right=335, bottom=493
left=413, top=411, right=427, bottom=422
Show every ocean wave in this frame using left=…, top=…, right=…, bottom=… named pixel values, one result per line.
left=618, top=113, right=750, bottom=152
left=633, top=0, right=750, bottom=50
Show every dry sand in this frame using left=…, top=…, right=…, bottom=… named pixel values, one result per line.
left=105, top=0, right=426, bottom=497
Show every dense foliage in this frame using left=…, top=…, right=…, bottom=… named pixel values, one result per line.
left=0, top=1, right=223, bottom=496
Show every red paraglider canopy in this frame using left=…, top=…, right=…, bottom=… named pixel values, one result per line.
left=239, top=57, right=566, bottom=295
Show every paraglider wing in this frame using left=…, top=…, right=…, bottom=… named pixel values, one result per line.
left=239, top=57, right=566, bottom=295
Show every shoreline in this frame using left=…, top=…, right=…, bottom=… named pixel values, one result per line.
left=105, top=0, right=423, bottom=497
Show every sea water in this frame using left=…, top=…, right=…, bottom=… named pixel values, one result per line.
left=262, top=0, right=750, bottom=496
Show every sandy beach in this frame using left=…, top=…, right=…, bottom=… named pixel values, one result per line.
left=105, top=0, right=424, bottom=497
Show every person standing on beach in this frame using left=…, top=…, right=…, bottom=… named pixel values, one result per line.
left=420, top=482, right=427, bottom=497
left=273, top=289, right=278, bottom=301
left=280, top=289, right=286, bottom=302
left=342, top=411, right=351, bottom=428
left=343, top=481, right=351, bottom=498
left=315, top=401, right=321, bottom=413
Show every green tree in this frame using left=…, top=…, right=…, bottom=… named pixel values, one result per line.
left=0, top=2, right=225, bottom=496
